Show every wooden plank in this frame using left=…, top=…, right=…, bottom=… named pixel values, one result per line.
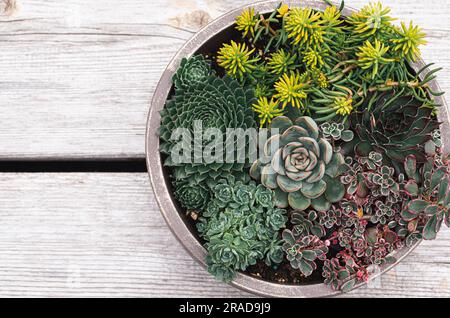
left=0, top=0, right=449, bottom=159
left=0, top=173, right=448, bottom=297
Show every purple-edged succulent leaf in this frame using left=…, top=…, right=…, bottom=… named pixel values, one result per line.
left=423, top=214, right=442, bottom=240
left=337, top=269, right=350, bottom=280
left=282, top=230, right=295, bottom=245
left=404, top=180, right=419, bottom=197
left=340, top=278, right=357, bottom=293
left=408, top=199, right=430, bottom=213
left=430, top=167, right=447, bottom=192
left=424, top=205, right=439, bottom=216
left=298, top=259, right=314, bottom=277
left=311, top=225, right=326, bottom=238
left=401, top=209, right=418, bottom=222
left=438, top=178, right=450, bottom=204
left=301, top=250, right=317, bottom=261
left=404, top=155, right=417, bottom=180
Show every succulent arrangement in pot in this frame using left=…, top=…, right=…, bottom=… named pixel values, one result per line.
left=147, top=0, right=449, bottom=296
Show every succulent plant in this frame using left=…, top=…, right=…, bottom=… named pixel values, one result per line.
left=347, top=93, right=440, bottom=166
left=371, top=201, right=395, bottom=225
left=309, top=87, right=355, bottom=122
left=358, top=151, right=383, bottom=170
left=252, top=97, right=284, bottom=128
left=302, top=47, right=329, bottom=69
left=273, top=72, right=311, bottom=109
left=285, top=7, right=324, bottom=48
left=364, top=165, right=399, bottom=198
left=159, top=76, right=256, bottom=185
left=197, top=176, right=287, bottom=282
left=174, top=181, right=209, bottom=211
left=336, top=227, right=354, bottom=249
left=267, top=49, right=297, bottom=75
left=356, top=39, right=394, bottom=79
left=340, top=158, right=364, bottom=196
left=172, top=55, right=213, bottom=90
left=401, top=156, right=450, bottom=240
left=310, top=68, right=328, bottom=88
left=250, top=116, right=346, bottom=212
left=320, top=5, right=343, bottom=35
left=432, top=130, right=442, bottom=148
left=320, top=122, right=354, bottom=142
left=282, top=232, right=328, bottom=277
left=235, top=7, right=258, bottom=37
left=319, top=205, right=344, bottom=229
left=346, top=2, right=395, bottom=40
left=358, top=227, right=399, bottom=265
left=391, top=21, right=427, bottom=62
left=217, top=41, right=260, bottom=80
left=162, top=1, right=447, bottom=292
left=290, top=210, right=325, bottom=238
left=322, top=253, right=368, bottom=292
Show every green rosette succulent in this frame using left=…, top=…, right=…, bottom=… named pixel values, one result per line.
left=250, top=116, right=345, bottom=212
left=346, top=93, right=440, bottom=166
left=159, top=76, right=256, bottom=185
left=172, top=55, right=213, bottom=90
left=173, top=181, right=209, bottom=211
left=196, top=176, right=287, bottom=282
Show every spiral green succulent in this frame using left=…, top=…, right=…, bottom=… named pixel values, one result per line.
left=159, top=76, right=256, bottom=185
left=346, top=93, right=440, bottom=165
left=173, top=181, right=209, bottom=211
left=172, top=55, right=213, bottom=90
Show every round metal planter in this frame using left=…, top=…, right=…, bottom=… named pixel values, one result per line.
left=146, top=0, right=449, bottom=297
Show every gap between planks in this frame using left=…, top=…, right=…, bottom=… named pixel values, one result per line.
left=0, top=173, right=448, bottom=297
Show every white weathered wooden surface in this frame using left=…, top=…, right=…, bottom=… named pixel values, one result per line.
left=0, top=0, right=449, bottom=298
left=0, top=173, right=448, bottom=298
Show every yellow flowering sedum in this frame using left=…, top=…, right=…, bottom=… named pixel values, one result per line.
left=285, top=7, right=324, bottom=48
left=392, top=21, right=427, bottom=62
left=311, top=68, right=328, bottom=88
left=321, top=6, right=341, bottom=24
left=347, top=2, right=395, bottom=37
left=276, top=4, right=289, bottom=18
left=217, top=41, right=259, bottom=79
left=267, top=49, right=297, bottom=74
left=274, top=72, right=310, bottom=109
left=303, top=48, right=325, bottom=68
left=356, top=39, right=394, bottom=79
left=252, top=97, right=284, bottom=127
left=235, top=8, right=259, bottom=37
left=333, top=96, right=353, bottom=116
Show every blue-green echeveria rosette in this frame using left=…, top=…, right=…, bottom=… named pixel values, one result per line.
left=196, top=176, right=287, bottom=282
left=172, top=55, right=213, bottom=90
left=250, top=116, right=346, bottom=212
left=159, top=75, right=257, bottom=185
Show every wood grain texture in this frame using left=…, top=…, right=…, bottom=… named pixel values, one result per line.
left=0, top=0, right=450, bottom=299
left=0, top=0, right=449, bottom=159
left=0, top=173, right=448, bottom=298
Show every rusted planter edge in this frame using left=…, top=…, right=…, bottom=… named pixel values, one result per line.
left=145, top=0, right=449, bottom=298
